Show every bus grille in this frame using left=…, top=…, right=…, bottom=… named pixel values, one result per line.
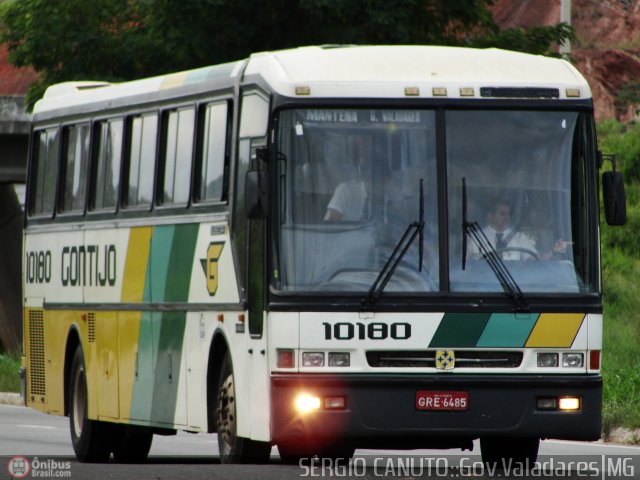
left=366, top=350, right=523, bottom=368
left=28, top=309, right=46, bottom=397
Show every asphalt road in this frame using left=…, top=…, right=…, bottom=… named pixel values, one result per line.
left=2, top=404, right=640, bottom=479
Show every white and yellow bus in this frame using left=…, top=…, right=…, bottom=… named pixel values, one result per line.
left=21, top=45, right=625, bottom=465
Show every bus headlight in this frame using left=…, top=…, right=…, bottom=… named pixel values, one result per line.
left=558, top=396, right=581, bottom=411
left=537, top=352, right=558, bottom=368
left=302, top=352, right=325, bottom=367
left=562, top=353, right=584, bottom=368
left=328, top=352, right=350, bottom=367
left=294, top=394, right=321, bottom=414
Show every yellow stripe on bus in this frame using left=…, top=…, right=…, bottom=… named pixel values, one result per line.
left=121, top=227, right=152, bottom=303
left=118, top=227, right=151, bottom=420
left=118, top=310, right=142, bottom=421
left=525, top=313, right=585, bottom=348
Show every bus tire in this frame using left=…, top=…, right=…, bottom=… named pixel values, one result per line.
left=480, top=437, right=539, bottom=468
left=112, top=425, right=153, bottom=463
left=216, top=353, right=271, bottom=464
left=69, top=347, right=114, bottom=462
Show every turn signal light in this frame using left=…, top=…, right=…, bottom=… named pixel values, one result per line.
left=536, top=398, right=558, bottom=410
left=324, top=396, right=346, bottom=410
left=277, top=349, right=295, bottom=368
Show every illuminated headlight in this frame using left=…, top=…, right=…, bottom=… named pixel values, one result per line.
left=537, top=352, right=559, bottom=368
left=328, top=352, right=350, bottom=367
left=559, top=396, right=581, bottom=411
left=562, top=353, right=584, bottom=368
left=294, top=394, right=321, bottom=414
left=302, top=352, right=325, bottom=367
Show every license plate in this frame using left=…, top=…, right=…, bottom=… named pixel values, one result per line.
left=416, top=391, right=468, bottom=411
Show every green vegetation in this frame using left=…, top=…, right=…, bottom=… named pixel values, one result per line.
left=598, top=120, right=640, bottom=432
left=0, top=352, right=20, bottom=393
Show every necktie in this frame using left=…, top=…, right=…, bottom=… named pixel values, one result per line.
left=496, top=232, right=505, bottom=249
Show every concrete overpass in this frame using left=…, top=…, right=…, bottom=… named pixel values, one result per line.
left=0, top=47, right=35, bottom=353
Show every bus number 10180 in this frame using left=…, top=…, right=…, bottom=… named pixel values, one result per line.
left=322, top=322, right=411, bottom=340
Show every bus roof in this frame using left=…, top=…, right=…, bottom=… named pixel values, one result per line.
left=34, top=45, right=590, bottom=114
left=247, top=45, right=590, bottom=100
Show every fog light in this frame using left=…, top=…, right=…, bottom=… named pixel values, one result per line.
left=324, top=396, right=346, bottom=410
left=562, top=353, right=584, bottom=368
left=328, top=352, right=350, bottom=367
left=537, top=398, right=558, bottom=410
left=558, top=396, right=581, bottom=411
left=302, top=352, right=325, bottom=367
left=295, top=394, right=321, bottom=414
left=277, top=349, right=295, bottom=368
left=537, top=352, right=559, bottom=368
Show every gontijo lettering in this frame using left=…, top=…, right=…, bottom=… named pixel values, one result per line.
left=61, top=244, right=116, bottom=287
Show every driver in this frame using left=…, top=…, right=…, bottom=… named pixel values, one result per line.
left=469, top=201, right=536, bottom=260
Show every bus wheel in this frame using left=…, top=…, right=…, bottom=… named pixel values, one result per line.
left=480, top=437, right=539, bottom=468
left=216, top=353, right=271, bottom=464
left=112, top=426, right=153, bottom=463
left=69, top=347, right=114, bottom=462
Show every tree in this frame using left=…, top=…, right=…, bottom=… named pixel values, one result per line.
left=0, top=0, right=572, bottom=108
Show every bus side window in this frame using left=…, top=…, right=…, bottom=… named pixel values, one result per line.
left=195, top=101, right=230, bottom=203
left=60, top=124, right=90, bottom=214
left=30, top=128, right=60, bottom=217
left=159, top=106, right=195, bottom=206
left=124, top=113, right=158, bottom=208
left=91, top=118, right=123, bottom=212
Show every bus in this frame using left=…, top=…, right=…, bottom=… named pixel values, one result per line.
left=21, top=45, right=626, bottom=465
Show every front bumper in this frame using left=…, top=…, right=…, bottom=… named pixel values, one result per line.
left=271, top=374, right=601, bottom=449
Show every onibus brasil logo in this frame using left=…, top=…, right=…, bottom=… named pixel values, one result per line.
left=7, top=456, right=30, bottom=478
left=8, top=456, right=71, bottom=478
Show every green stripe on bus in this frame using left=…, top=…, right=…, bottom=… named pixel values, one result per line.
left=165, top=224, right=199, bottom=302
left=150, top=224, right=198, bottom=424
left=150, top=225, right=175, bottom=302
left=132, top=311, right=158, bottom=421
left=429, top=313, right=491, bottom=348
left=476, top=313, right=539, bottom=347
left=130, top=225, right=195, bottom=424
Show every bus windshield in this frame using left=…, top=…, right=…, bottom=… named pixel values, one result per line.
left=274, top=108, right=598, bottom=296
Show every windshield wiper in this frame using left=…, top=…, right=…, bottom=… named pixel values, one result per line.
left=364, top=179, right=425, bottom=308
left=461, top=178, right=528, bottom=311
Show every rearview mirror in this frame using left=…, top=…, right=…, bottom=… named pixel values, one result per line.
left=602, top=169, right=626, bottom=226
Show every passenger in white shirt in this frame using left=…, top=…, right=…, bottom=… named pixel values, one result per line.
left=324, top=179, right=367, bottom=221
left=324, top=158, right=370, bottom=221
